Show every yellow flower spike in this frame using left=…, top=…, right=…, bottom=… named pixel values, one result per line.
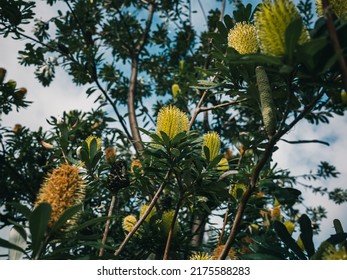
left=322, top=245, right=347, bottom=260
left=131, top=159, right=142, bottom=173
left=227, top=21, right=259, bottom=54
left=179, top=60, right=185, bottom=70
left=202, top=132, right=220, bottom=161
left=171, top=83, right=181, bottom=98
left=160, top=210, right=180, bottom=237
left=156, top=105, right=189, bottom=140
left=35, top=164, right=86, bottom=228
left=217, top=157, right=229, bottom=171
left=190, top=252, right=213, bottom=260
left=271, top=205, right=281, bottom=221
left=316, top=0, right=347, bottom=20
left=229, top=183, right=247, bottom=200
left=297, top=236, right=305, bottom=250
left=212, top=245, right=239, bottom=260
left=139, top=204, right=156, bottom=223
left=122, top=215, right=137, bottom=232
left=254, top=0, right=310, bottom=56
left=284, top=220, right=295, bottom=235
left=85, top=135, right=102, bottom=151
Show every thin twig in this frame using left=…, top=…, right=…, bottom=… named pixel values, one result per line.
left=99, top=195, right=116, bottom=257
left=163, top=194, right=183, bottom=260
left=114, top=169, right=171, bottom=256
left=322, top=0, right=347, bottom=91
left=218, top=90, right=325, bottom=260
left=217, top=206, right=229, bottom=246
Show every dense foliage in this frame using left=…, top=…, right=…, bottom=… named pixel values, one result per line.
left=0, top=0, right=347, bottom=260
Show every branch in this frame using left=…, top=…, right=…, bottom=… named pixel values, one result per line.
left=127, top=1, right=156, bottom=152
left=114, top=169, right=171, bottom=257
left=218, top=90, right=325, bottom=260
left=322, top=0, right=347, bottom=91
left=281, top=138, right=330, bottom=146
left=163, top=194, right=183, bottom=260
left=99, top=195, right=116, bottom=257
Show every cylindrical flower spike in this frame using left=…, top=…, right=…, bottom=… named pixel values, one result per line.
left=35, top=164, right=86, bottom=228
left=85, top=135, right=102, bottom=151
left=122, top=215, right=137, bottom=232
left=254, top=0, right=310, bottom=56
left=171, top=83, right=181, bottom=98
left=202, top=132, right=221, bottom=161
left=228, top=21, right=259, bottom=54
left=190, top=252, right=213, bottom=260
left=156, top=105, right=189, bottom=140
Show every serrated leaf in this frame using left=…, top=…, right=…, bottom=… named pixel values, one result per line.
left=285, top=18, right=303, bottom=62
left=274, top=221, right=307, bottom=259
left=298, top=214, right=315, bottom=258
left=29, top=203, right=52, bottom=259
left=50, top=204, right=83, bottom=233
left=7, top=202, right=31, bottom=219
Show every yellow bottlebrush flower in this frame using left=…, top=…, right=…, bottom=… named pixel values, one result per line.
left=122, top=215, right=137, bottom=232
left=217, top=157, right=229, bottom=171
left=316, top=0, right=347, bottom=20
left=171, top=83, right=181, bottom=98
left=322, top=245, right=347, bottom=260
left=227, top=21, right=259, bottom=54
left=160, top=210, right=180, bottom=237
left=156, top=105, right=189, bottom=140
left=35, top=164, right=85, bottom=228
left=190, top=252, right=213, bottom=260
left=104, top=146, right=116, bottom=164
left=202, top=132, right=220, bottom=161
left=85, top=135, right=102, bottom=151
left=254, top=0, right=310, bottom=56
left=131, top=159, right=142, bottom=172
left=179, top=60, right=185, bottom=70
left=284, top=220, right=295, bottom=235
left=271, top=205, right=281, bottom=221
left=212, top=245, right=239, bottom=260
left=297, top=236, right=305, bottom=250
left=229, top=183, right=247, bottom=200
left=139, top=204, right=156, bottom=223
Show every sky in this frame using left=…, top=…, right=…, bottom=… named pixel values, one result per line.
left=0, top=0, right=346, bottom=258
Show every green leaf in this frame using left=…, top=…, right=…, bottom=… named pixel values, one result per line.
left=223, top=15, right=234, bottom=29
left=0, top=237, right=26, bottom=256
left=7, top=202, right=31, bottom=219
left=274, top=221, right=307, bottom=259
left=171, top=131, right=186, bottom=145
left=170, top=148, right=180, bottom=157
left=285, top=18, right=303, bottom=62
left=66, top=216, right=115, bottom=233
left=89, top=138, right=98, bottom=160
left=238, top=53, right=283, bottom=65
left=29, top=203, right=52, bottom=259
left=8, top=226, right=27, bottom=260
left=298, top=214, right=315, bottom=258
left=50, top=204, right=83, bottom=233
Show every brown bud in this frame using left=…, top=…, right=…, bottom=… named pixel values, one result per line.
left=224, top=149, right=233, bottom=161
left=13, top=124, right=22, bottom=134
left=6, top=79, right=17, bottom=89
left=0, top=68, right=7, bottom=84
left=14, top=87, right=27, bottom=99
left=104, top=147, right=116, bottom=164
